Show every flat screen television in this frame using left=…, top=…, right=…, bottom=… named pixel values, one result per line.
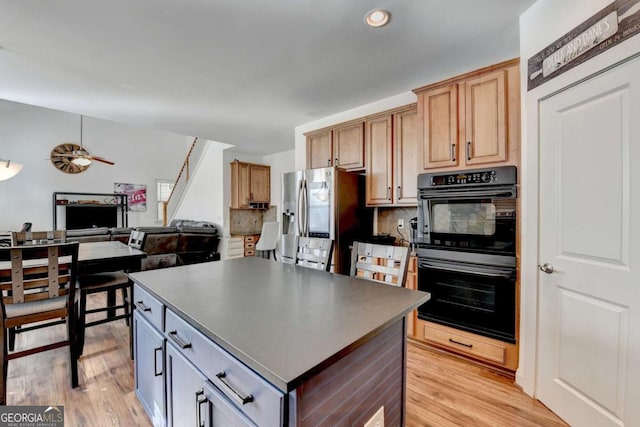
left=65, top=205, right=118, bottom=230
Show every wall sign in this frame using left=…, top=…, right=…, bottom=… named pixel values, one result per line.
left=114, top=182, right=147, bottom=212
left=528, top=0, right=640, bottom=91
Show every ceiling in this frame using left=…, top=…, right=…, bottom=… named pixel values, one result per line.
left=0, top=0, right=536, bottom=155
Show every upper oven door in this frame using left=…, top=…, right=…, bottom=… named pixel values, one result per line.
left=417, top=185, right=516, bottom=255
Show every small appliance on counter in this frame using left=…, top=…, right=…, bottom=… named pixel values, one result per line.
left=409, top=217, right=418, bottom=250
left=360, top=233, right=396, bottom=245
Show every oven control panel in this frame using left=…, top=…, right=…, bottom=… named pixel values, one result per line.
left=431, top=171, right=496, bottom=186
left=418, top=166, right=517, bottom=189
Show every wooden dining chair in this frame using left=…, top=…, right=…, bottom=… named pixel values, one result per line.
left=11, top=230, right=66, bottom=246
left=295, top=237, right=334, bottom=271
left=0, top=241, right=80, bottom=404
left=350, top=242, right=410, bottom=287
left=8, top=230, right=68, bottom=350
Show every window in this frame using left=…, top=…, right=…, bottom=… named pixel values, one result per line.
left=157, top=180, right=174, bottom=223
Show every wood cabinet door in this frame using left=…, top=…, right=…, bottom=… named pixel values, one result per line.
left=463, top=69, right=507, bottom=165
left=394, top=107, right=418, bottom=205
left=365, top=114, right=393, bottom=206
left=417, top=84, right=459, bottom=170
left=405, top=256, right=417, bottom=337
left=230, top=162, right=251, bottom=208
left=333, top=121, right=364, bottom=170
left=306, top=129, right=332, bottom=169
left=249, top=164, right=270, bottom=203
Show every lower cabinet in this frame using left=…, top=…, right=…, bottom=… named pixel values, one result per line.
left=166, top=343, right=255, bottom=427
left=134, top=311, right=166, bottom=427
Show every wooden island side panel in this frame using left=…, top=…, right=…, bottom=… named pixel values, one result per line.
left=291, top=320, right=406, bottom=426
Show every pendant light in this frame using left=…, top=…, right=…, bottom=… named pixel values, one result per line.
left=0, top=159, right=23, bottom=181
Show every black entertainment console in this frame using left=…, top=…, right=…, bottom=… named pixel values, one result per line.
left=52, top=192, right=128, bottom=230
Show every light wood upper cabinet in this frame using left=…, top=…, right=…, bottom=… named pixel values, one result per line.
left=306, top=129, right=332, bottom=169
left=249, top=164, right=270, bottom=203
left=365, top=114, right=393, bottom=206
left=306, top=122, right=365, bottom=171
left=230, top=161, right=270, bottom=209
left=417, top=84, right=459, bottom=169
left=415, top=59, right=520, bottom=172
left=366, top=105, right=418, bottom=207
left=462, top=70, right=507, bottom=165
left=394, top=107, right=419, bottom=205
left=333, top=121, right=364, bottom=170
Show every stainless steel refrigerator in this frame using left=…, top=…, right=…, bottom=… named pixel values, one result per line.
left=281, top=167, right=372, bottom=274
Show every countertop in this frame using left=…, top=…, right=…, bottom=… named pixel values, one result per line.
left=130, top=257, right=429, bottom=392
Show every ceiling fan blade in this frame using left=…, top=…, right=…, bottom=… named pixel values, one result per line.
left=90, top=156, right=115, bottom=165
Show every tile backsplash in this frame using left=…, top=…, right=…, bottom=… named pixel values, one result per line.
left=377, top=207, right=417, bottom=245
left=229, top=206, right=277, bottom=235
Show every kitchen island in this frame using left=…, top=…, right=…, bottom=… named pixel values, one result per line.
left=130, top=257, right=429, bottom=427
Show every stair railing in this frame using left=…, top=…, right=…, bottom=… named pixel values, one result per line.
left=163, top=137, right=205, bottom=225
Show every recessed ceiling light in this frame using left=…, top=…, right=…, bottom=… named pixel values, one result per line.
left=365, top=9, right=391, bottom=28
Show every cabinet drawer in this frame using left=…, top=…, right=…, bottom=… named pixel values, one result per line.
left=133, top=284, right=164, bottom=331
left=227, top=238, right=244, bottom=249
left=165, top=310, right=284, bottom=427
left=244, top=242, right=255, bottom=249
left=244, top=235, right=257, bottom=243
left=423, top=324, right=506, bottom=365
left=244, top=249, right=255, bottom=257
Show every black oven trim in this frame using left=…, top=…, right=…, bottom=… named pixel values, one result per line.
left=416, top=250, right=517, bottom=344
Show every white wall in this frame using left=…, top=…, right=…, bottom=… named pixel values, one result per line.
left=173, top=140, right=233, bottom=229
left=263, top=149, right=295, bottom=219
left=0, top=100, right=191, bottom=231
left=518, top=0, right=640, bottom=395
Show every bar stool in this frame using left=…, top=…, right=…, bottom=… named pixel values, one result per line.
left=76, top=271, right=132, bottom=356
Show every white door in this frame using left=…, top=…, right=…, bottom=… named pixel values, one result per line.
left=538, top=57, right=640, bottom=426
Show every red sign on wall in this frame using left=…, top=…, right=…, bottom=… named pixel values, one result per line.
left=114, top=183, right=147, bottom=212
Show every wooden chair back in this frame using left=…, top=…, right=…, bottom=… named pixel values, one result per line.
left=0, top=241, right=80, bottom=403
left=350, top=242, right=409, bottom=287
left=0, top=242, right=79, bottom=327
left=296, top=237, right=333, bottom=271
left=11, top=230, right=67, bottom=246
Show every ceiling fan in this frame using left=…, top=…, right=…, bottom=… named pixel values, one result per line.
left=49, top=115, right=115, bottom=173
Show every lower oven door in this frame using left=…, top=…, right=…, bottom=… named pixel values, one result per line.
left=417, top=257, right=516, bottom=343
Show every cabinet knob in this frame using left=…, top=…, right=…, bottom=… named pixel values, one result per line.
left=466, top=141, right=472, bottom=161
left=451, top=143, right=456, bottom=162
left=387, top=187, right=391, bottom=200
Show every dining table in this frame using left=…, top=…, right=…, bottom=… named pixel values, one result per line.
left=76, top=240, right=146, bottom=274
left=1, top=239, right=146, bottom=326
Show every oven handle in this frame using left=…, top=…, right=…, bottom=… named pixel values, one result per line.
left=419, top=259, right=513, bottom=278
left=419, top=189, right=516, bottom=200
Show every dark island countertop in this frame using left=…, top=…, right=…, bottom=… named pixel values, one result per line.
left=129, top=257, right=430, bottom=392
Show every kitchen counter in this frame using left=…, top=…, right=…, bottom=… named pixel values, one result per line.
left=130, top=257, right=429, bottom=392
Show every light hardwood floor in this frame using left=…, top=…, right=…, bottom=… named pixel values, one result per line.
left=5, top=294, right=566, bottom=426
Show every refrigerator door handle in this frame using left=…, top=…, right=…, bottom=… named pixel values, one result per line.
left=297, top=179, right=304, bottom=236
left=302, top=179, right=309, bottom=236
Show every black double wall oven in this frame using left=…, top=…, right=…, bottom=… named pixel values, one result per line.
left=415, top=166, right=517, bottom=343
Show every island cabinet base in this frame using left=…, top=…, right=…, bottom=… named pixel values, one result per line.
left=289, top=319, right=406, bottom=426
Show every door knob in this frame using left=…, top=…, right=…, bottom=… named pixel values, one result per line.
left=538, top=263, right=555, bottom=274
